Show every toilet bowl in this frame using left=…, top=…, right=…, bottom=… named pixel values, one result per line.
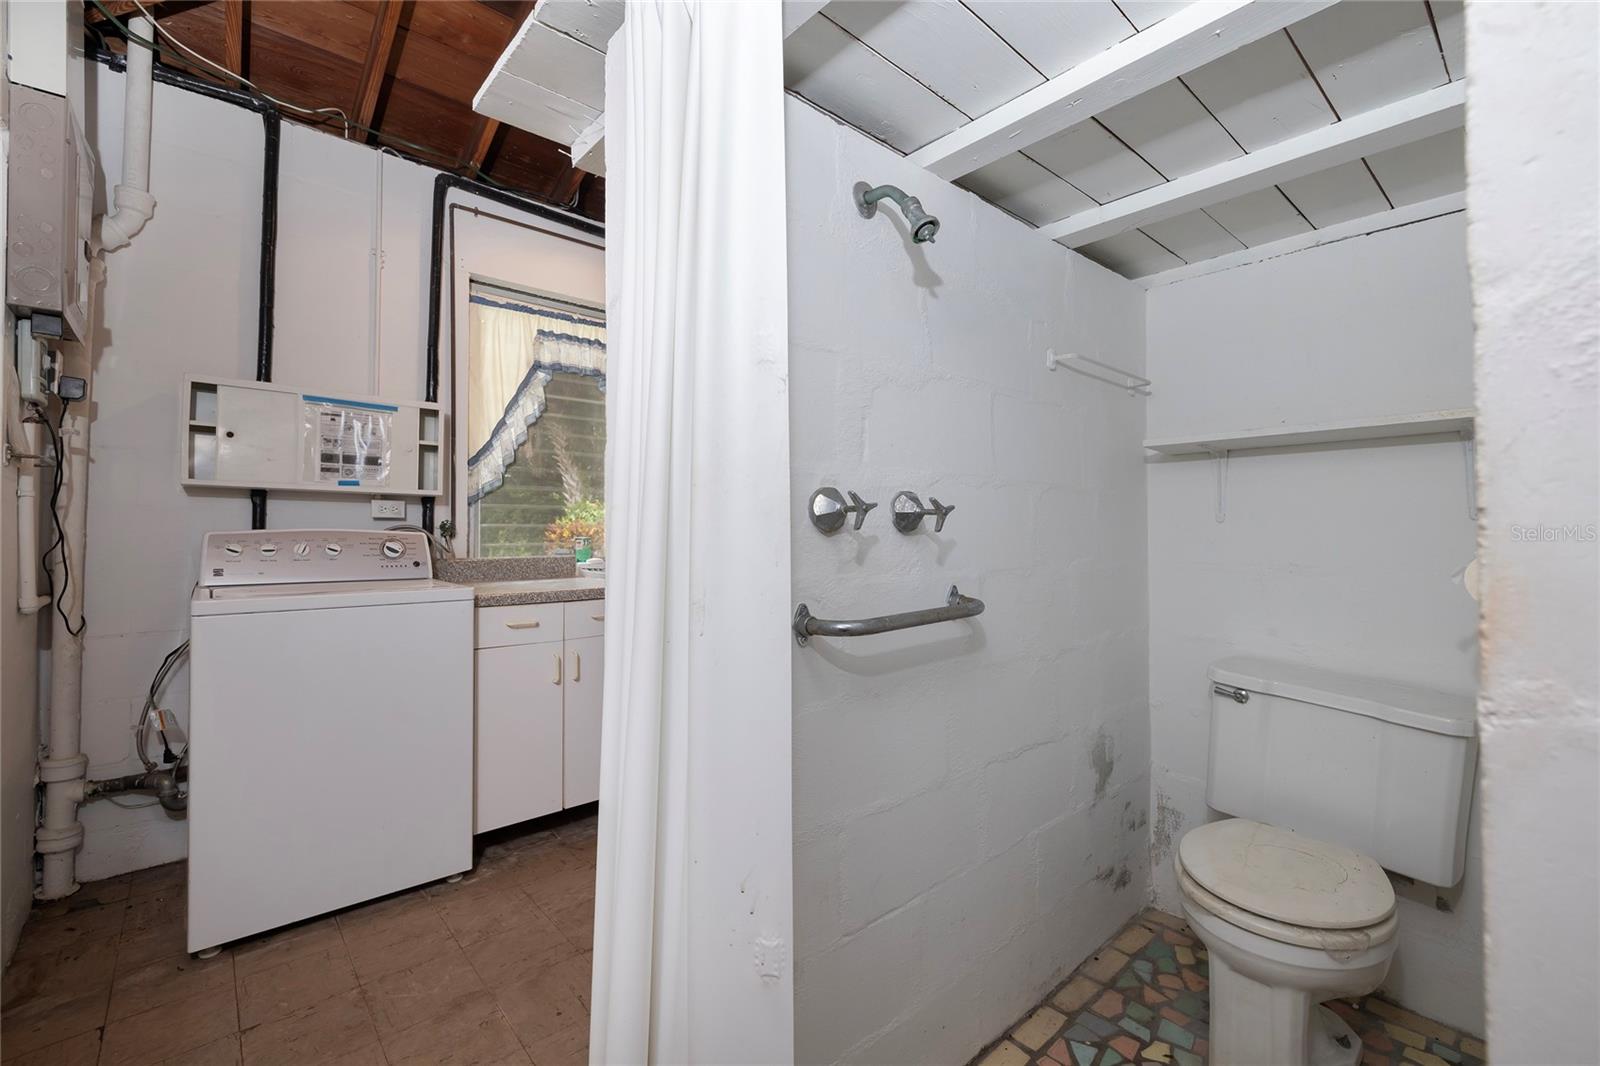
left=1174, top=818, right=1399, bottom=1066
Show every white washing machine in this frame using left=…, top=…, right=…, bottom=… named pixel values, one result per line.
left=187, top=529, right=474, bottom=955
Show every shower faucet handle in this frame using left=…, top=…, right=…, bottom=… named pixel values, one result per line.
left=891, top=491, right=956, bottom=534
left=808, top=487, right=878, bottom=534
left=844, top=491, right=878, bottom=530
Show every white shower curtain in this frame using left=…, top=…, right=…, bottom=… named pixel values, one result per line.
left=590, top=3, right=794, bottom=1064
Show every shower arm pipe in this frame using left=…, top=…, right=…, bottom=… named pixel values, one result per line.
left=855, top=182, right=940, bottom=243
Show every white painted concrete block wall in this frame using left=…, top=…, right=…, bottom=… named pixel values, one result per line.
left=1145, top=214, right=1485, bottom=1033
left=76, top=65, right=534, bottom=878
left=1466, top=3, right=1599, bottom=1059
left=786, top=99, right=1151, bottom=1066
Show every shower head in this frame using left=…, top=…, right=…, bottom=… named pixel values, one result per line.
left=855, top=182, right=940, bottom=243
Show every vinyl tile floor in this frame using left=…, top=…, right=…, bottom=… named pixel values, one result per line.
left=1, top=808, right=598, bottom=1065
left=971, top=908, right=1488, bottom=1066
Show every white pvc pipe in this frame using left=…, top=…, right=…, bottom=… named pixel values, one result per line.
left=95, top=15, right=157, bottom=254
left=38, top=408, right=89, bottom=899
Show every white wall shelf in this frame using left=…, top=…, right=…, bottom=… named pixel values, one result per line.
left=180, top=375, right=443, bottom=497
left=1145, top=409, right=1476, bottom=457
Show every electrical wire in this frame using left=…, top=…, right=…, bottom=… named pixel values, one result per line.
left=37, top=404, right=85, bottom=637
left=136, top=640, right=190, bottom=772
left=87, top=0, right=545, bottom=191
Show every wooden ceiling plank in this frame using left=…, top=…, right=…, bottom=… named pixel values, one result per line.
left=1287, top=1, right=1449, bottom=118
left=964, top=0, right=1134, bottom=79
left=1181, top=31, right=1336, bottom=152
left=1025, top=120, right=1164, bottom=205
left=1078, top=229, right=1186, bottom=277
left=353, top=0, right=405, bottom=132
left=1096, top=77, right=1244, bottom=180
left=783, top=15, right=965, bottom=153
left=1042, top=80, right=1465, bottom=246
left=908, top=0, right=1338, bottom=181
left=955, top=152, right=1097, bottom=227
left=821, top=1, right=1044, bottom=119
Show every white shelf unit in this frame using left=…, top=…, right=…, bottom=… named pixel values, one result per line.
left=1144, top=409, right=1475, bottom=457
left=181, top=376, right=444, bottom=497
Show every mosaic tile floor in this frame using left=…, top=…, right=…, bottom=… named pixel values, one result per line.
left=971, top=908, right=1488, bottom=1066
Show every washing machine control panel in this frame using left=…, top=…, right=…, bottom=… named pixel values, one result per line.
left=199, top=530, right=431, bottom=586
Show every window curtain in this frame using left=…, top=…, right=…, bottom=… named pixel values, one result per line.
left=466, top=292, right=606, bottom=503
left=588, top=2, right=795, bottom=1064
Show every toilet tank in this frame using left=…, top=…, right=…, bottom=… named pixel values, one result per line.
left=1206, top=657, right=1477, bottom=886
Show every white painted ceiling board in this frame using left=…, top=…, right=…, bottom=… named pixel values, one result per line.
left=956, top=153, right=1098, bottom=226
left=1076, top=228, right=1186, bottom=277
left=476, top=72, right=600, bottom=147
left=1116, top=1, right=1191, bottom=32
left=1288, top=1, right=1448, bottom=118
left=820, top=2, right=1043, bottom=119
left=532, top=0, right=624, bottom=53
left=1429, top=0, right=1465, bottom=81
left=1364, top=127, right=1465, bottom=207
left=1096, top=78, right=1243, bottom=179
left=1181, top=31, right=1335, bottom=151
left=500, top=21, right=605, bottom=110
left=1026, top=121, right=1164, bottom=205
left=1141, top=210, right=1246, bottom=262
left=1277, top=159, right=1391, bottom=227
left=965, top=0, right=1135, bottom=78
left=784, top=17, right=967, bottom=153
left=1204, top=186, right=1312, bottom=246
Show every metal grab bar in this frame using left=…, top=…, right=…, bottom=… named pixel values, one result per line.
left=792, top=585, right=985, bottom=647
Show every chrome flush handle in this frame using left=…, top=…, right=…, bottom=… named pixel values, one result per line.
left=1213, top=683, right=1250, bottom=704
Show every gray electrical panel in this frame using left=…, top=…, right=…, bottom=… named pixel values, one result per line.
left=6, top=82, right=94, bottom=342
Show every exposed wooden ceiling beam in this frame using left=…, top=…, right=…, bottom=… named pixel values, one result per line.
left=1042, top=81, right=1466, bottom=248
left=463, top=114, right=501, bottom=173
left=352, top=0, right=405, bottom=134
left=457, top=0, right=530, bottom=176
left=908, top=0, right=1339, bottom=181
left=221, top=0, right=246, bottom=76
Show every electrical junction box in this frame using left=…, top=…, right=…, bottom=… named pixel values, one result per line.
left=5, top=2, right=95, bottom=342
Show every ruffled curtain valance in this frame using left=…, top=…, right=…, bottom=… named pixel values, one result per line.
left=467, top=292, right=606, bottom=503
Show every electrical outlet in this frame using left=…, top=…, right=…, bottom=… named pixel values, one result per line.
left=370, top=498, right=405, bottom=521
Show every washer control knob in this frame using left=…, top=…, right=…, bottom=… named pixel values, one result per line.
left=293, top=542, right=310, bottom=558
left=257, top=543, right=278, bottom=558
left=223, top=542, right=243, bottom=559
left=381, top=538, right=406, bottom=559
left=324, top=543, right=343, bottom=558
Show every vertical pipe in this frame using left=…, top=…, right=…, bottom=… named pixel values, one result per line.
left=250, top=109, right=280, bottom=531
left=38, top=406, right=89, bottom=899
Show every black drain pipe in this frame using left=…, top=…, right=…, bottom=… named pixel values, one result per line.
left=250, top=109, right=281, bottom=530
left=94, top=52, right=280, bottom=529
left=420, top=173, right=603, bottom=535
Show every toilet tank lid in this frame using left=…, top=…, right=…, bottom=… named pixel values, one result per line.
left=1209, top=657, right=1476, bottom=737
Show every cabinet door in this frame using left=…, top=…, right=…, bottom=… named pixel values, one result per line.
left=214, top=384, right=298, bottom=485
left=563, top=635, right=604, bottom=808
left=475, top=643, right=564, bottom=833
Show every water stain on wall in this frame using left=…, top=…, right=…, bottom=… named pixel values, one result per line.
left=1149, top=788, right=1185, bottom=868
left=1091, top=731, right=1115, bottom=800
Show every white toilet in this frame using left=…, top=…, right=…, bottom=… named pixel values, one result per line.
left=1175, top=657, right=1477, bottom=1066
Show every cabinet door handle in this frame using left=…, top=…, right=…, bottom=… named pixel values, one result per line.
left=553, top=654, right=563, bottom=685
left=574, top=652, right=582, bottom=683
left=591, top=614, right=605, bottom=622
left=504, top=620, right=541, bottom=630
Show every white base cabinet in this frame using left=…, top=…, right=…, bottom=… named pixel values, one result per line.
left=473, top=599, right=604, bottom=833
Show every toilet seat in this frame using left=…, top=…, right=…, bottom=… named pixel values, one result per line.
left=1178, top=819, right=1396, bottom=948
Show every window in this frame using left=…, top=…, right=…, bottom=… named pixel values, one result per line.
left=464, top=283, right=606, bottom=558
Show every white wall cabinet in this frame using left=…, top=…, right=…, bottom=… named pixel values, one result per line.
left=473, top=600, right=604, bottom=832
